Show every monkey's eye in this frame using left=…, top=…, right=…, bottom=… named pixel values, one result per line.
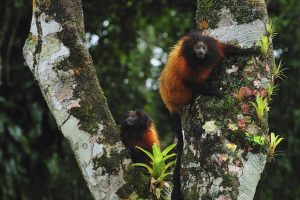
left=195, top=45, right=206, bottom=51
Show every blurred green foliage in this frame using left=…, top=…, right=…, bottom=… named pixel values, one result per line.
left=0, top=0, right=299, bottom=199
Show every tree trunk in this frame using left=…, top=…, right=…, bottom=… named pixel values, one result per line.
left=23, top=1, right=150, bottom=199
left=180, top=0, right=272, bottom=199
left=23, top=0, right=273, bottom=199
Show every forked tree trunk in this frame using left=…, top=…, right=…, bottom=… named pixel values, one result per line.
left=23, top=0, right=273, bottom=199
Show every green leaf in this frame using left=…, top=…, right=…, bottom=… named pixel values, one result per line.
left=270, top=132, right=276, bottom=144
left=162, top=153, right=177, bottom=162
left=253, top=135, right=265, bottom=145
left=245, top=132, right=251, bottom=137
left=251, top=95, right=269, bottom=120
left=134, top=143, right=177, bottom=183
left=8, top=125, right=23, bottom=142
left=163, top=160, right=176, bottom=174
left=157, top=172, right=172, bottom=182
left=152, top=143, right=162, bottom=158
left=132, top=163, right=153, bottom=174
left=135, top=146, right=154, bottom=161
left=161, top=143, right=176, bottom=156
left=250, top=102, right=258, bottom=110
left=274, top=137, right=284, bottom=146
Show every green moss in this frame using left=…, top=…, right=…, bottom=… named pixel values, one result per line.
left=54, top=29, right=117, bottom=141
left=197, top=96, right=239, bottom=125
left=230, top=0, right=264, bottom=24
left=195, top=0, right=265, bottom=28
left=200, top=136, right=226, bottom=177
left=37, top=1, right=116, bottom=138
left=227, top=131, right=246, bottom=148
left=222, top=173, right=239, bottom=197
left=93, top=149, right=120, bottom=174
left=184, top=185, right=201, bottom=200
left=195, top=0, right=220, bottom=28
left=201, top=194, right=213, bottom=200
left=116, top=167, right=151, bottom=199
left=222, top=174, right=234, bottom=187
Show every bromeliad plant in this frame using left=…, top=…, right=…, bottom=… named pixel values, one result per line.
left=133, top=144, right=176, bottom=182
left=267, top=83, right=278, bottom=100
left=251, top=95, right=269, bottom=120
left=266, top=18, right=277, bottom=37
left=256, top=36, right=270, bottom=56
left=272, top=60, right=286, bottom=80
left=133, top=143, right=176, bottom=182
left=266, top=132, right=284, bottom=159
left=244, top=132, right=284, bottom=160
left=133, top=143, right=176, bottom=199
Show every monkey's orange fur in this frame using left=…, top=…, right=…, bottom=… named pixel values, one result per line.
left=159, top=38, right=225, bottom=113
left=135, top=123, right=160, bottom=149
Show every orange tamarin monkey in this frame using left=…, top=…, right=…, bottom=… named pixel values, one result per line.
left=159, top=30, right=257, bottom=113
left=120, top=110, right=160, bottom=163
left=159, top=30, right=257, bottom=199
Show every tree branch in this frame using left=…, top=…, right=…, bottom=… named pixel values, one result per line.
left=23, top=1, right=150, bottom=199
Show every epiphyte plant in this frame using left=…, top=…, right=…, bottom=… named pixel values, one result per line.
left=267, top=83, right=277, bottom=100
left=133, top=144, right=176, bottom=199
left=272, top=60, right=286, bottom=80
left=257, top=36, right=270, bottom=56
left=250, top=95, right=269, bottom=120
left=266, top=132, right=284, bottom=159
left=245, top=132, right=265, bottom=146
left=266, top=18, right=277, bottom=37
left=133, top=143, right=176, bottom=183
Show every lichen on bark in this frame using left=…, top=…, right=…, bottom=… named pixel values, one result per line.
left=195, top=0, right=266, bottom=29
left=180, top=0, right=272, bottom=199
left=23, top=0, right=151, bottom=199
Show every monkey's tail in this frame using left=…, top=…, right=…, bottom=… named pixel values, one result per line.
left=171, top=113, right=183, bottom=200
left=223, top=43, right=259, bottom=57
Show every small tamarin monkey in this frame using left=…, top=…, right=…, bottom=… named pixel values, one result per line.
left=159, top=30, right=257, bottom=113
left=159, top=30, right=257, bottom=199
left=120, top=110, right=160, bottom=163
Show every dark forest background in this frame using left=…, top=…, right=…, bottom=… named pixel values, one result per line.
left=0, top=0, right=299, bottom=199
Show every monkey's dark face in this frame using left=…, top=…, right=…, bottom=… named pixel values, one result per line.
left=182, top=31, right=219, bottom=70
left=193, top=41, right=208, bottom=59
left=120, top=110, right=151, bottom=140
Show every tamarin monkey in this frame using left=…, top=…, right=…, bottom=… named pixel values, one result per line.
left=159, top=30, right=257, bottom=113
left=120, top=110, right=160, bottom=164
left=159, top=30, right=258, bottom=199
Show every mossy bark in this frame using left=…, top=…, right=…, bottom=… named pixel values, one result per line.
left=23, top=0, right=150, bottom=199
left=180, top=0, right=272, bottom=199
